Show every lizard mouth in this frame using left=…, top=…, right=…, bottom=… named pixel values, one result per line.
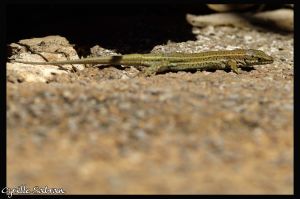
left=259, top=56, right=274, bottom=64
left=259, top=60, right=273, bottom=64
left=246, top=57, right=274, bottom=65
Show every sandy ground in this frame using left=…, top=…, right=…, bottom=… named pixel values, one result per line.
left=7, top=16, right=293, bottom=194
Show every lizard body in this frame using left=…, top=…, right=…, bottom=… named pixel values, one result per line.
left=14, top=49, right=273, bottom=75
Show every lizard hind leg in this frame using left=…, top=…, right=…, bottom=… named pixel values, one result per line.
left=142, top=61, right=171, bottom=76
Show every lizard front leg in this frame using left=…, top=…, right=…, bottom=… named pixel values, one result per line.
left=227, top=60, right=240, bottom=74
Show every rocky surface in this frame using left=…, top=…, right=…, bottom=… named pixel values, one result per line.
left=7, top=14, right=293, bottom=194
left=7, top=36, right=84, bottom=83
left=187, top=7, right=293, bottom=32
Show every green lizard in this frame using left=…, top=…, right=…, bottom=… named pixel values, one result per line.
left=14, top=49, right=273, bottom=76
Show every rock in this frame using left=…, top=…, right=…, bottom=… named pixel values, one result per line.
left=7, top=35, right=84, bottom=83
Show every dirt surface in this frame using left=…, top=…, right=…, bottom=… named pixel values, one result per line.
left=7, top=15, right=293, bottom=194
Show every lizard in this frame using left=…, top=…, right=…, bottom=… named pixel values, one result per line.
left=13, top=49, right=273, bottom=76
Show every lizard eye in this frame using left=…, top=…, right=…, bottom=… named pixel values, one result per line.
left=257, top=58, right=262, bottom=61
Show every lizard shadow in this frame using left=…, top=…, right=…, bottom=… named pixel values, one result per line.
left=156, top=66, right=256, bottom=75
left=94, top=64, right=125, bottom=71
left=87, top=64, right=255, bottom=75
left=239, top=66, right=256, bottom=72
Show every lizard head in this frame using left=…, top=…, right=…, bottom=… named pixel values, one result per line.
left=244, top=49, right=274, bottom=65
